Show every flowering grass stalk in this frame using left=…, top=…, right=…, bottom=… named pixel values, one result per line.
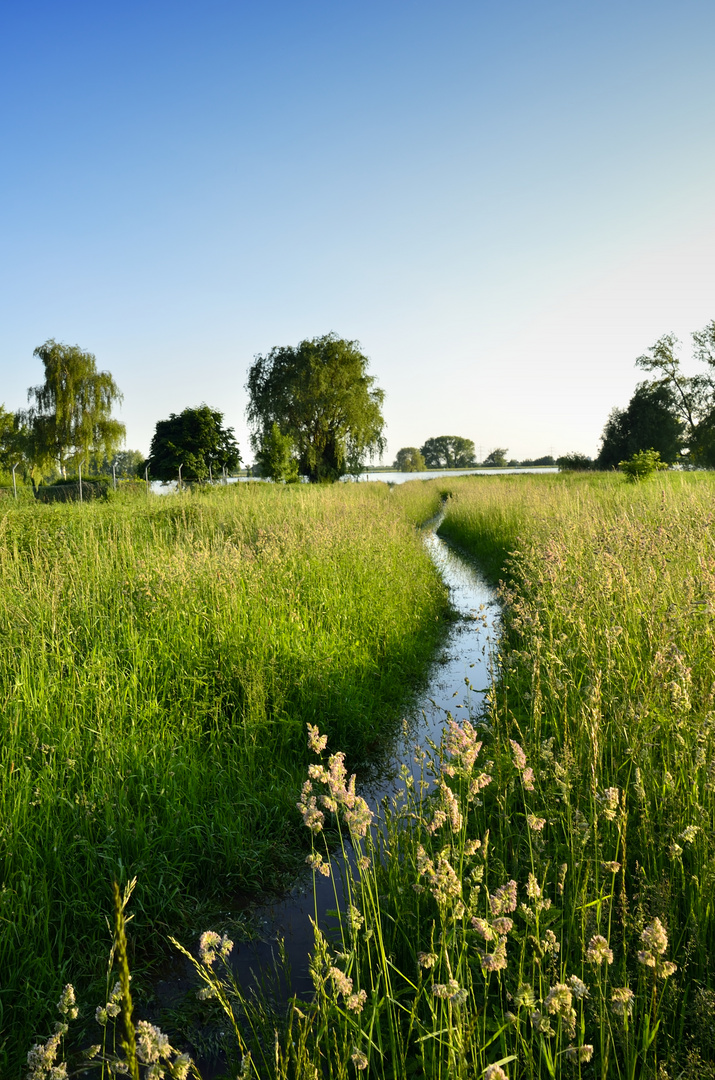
left=25, top=878, right=196, bottom=1080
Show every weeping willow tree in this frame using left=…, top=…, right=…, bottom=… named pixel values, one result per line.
left=246, top=333, right=386, bottom=482
left=24, top=340, right=126, bottom=479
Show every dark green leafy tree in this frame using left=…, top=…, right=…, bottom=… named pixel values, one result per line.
left=146, top=405, right=240, bottom=482
left=482, top=447, right=508, bottom=468
left=597, top=382, right=683, bottom=469
left=420, top=436, right=476, bottom=468
left=520, top=455, right=555, bottom=467
left=246, top=334, right=386, bottom=483
left=556, top=452, right=593, bottom=471
left=394, top=447, right=426, bottom=472
left=633, top=321, right=715, bottom=465
left=636, top=333, right=705, bottom=440
left=23, top=340, right=125, bottom=477
left=255, top=422, right=299, bottom=482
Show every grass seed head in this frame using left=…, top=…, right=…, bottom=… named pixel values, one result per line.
left=567, top=975, right=589, bottom=999
left=586, top=935, right=614, bottom=965
left=56, top=985, right=78, bottom=1021
left=610, top=987, right=635, bottom=1018
left=198, top=931, right=233, bottom=966
left=417, top=952, right=438, bottom=970
left=329, top=967, right=353, bottom=997
left=510, top=740, right=527, bottom=771
left=307, top=724, right=328, bottom=754
left=351, top=1049, right=368, bottom=1071
left=565, top=1046, right=594, bottom=1063
left=484, top=1065, right=509, bottom=1080
left=489, top=880, right=518, bottom=916
left=346, top=990, right=367, bottom=1013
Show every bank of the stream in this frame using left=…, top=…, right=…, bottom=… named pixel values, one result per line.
left=0, top=481, right=449, bottom=1073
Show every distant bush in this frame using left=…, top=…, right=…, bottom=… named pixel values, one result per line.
left=556, top=452, right=593, bottom=471
left=394, top=447, right=427, bottom=472
left=520, top=455, right=555, bottom=467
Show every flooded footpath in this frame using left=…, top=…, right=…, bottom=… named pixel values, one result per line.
left=152, top=519, right=500, bottom=1051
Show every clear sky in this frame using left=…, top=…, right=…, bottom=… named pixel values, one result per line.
left=2, top=0, right=714, bottom=463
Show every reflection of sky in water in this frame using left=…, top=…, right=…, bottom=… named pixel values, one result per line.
left=153, top=525, right=500, bottom=1030
left=357, top=468, right=556, bottom=484
left=362, top=529, right=499, bottom=802
left=151, top=466, right=556, bottom=493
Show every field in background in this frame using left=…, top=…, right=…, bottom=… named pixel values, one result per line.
left=0, top=482, right=448, bottom=1070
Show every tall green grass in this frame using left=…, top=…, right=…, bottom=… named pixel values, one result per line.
left=16, top=473, right=715, bottom=1078
left=435, top=471, right=715, bottom=1075
left=0, top=482, right=448, bottom=1072
left=173, top=471, right=713, bottom=1078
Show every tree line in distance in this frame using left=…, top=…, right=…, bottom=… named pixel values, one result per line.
left=2, top=321, right=715, bottom=492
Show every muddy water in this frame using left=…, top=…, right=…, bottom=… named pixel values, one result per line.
left=153, top=522, right=499, bottom=1029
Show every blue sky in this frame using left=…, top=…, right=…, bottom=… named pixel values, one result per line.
left=2, top=0, right=714, bottom=462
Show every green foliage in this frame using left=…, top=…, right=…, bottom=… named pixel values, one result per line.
left=23, top=340, right=125, bottom=477
left=420, top=435, right=476, bottom=468
left=482, top=446, right=508, bottom=467
left=393, top=446, right=426, bottom=471
left=556, top=451, right=593, bottom=471
left=246, top=333, right=386, bottom=483
left=88, top=448, right=146, bottom=478
left=0, top=405, right=26, bottom=476
left=618, top=447, right=668, bottom=481
left=606, top=318, right=715, bottom=467
left=254, top=422, right=299, bottom=482
left=146, top=405, right=240, bottom=482
left=597, top=382, right=684, bottom=468
left=520, top=455, right=555, bottom=466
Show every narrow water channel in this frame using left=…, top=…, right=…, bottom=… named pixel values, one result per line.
left=153, top=521, right=500, bottom=1040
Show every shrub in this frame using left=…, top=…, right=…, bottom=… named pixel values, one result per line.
left=618, top=448, right=668, bottom=481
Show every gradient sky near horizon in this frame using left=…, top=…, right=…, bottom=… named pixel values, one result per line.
left=2, top=0, right=714, bottom=463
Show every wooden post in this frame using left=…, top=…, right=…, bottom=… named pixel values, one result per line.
left=178, top=464, right=183, bottom=492
left=78, top=461, right=83, bottom=503
left=12, top=462, right=18, bottom=501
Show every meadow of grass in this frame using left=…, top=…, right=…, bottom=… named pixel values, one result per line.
left=434, top=472, right=715, bottom=1076
left=16, top=472, right=715, bottom=1080
left=0, top=480, right=449, bottom=1072
left=177, top=471, right=712, bottom=1080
